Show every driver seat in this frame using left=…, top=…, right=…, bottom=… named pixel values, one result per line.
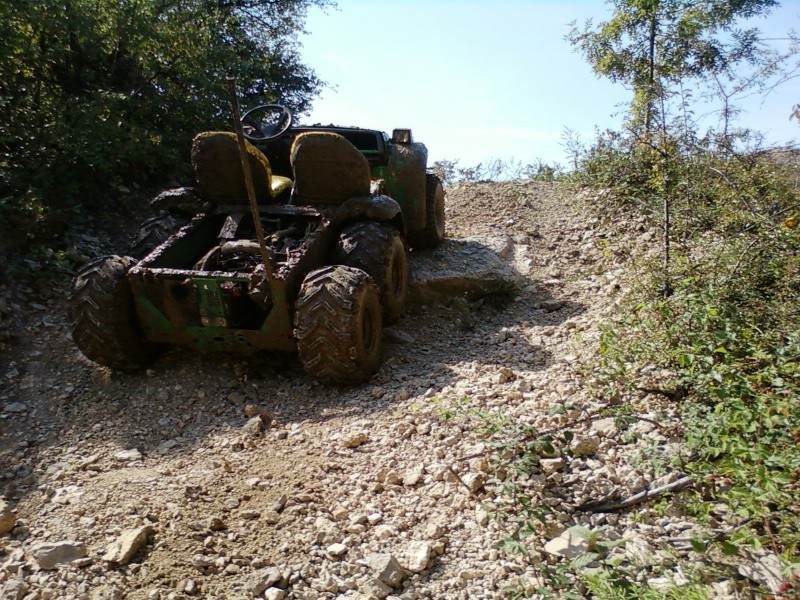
left=191, top=132, right=293, bottom=204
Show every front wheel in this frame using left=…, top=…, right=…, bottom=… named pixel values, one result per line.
left=409, top=173, right=445, bottom=249
left=338, top=222, right=409, bottom=325
left=294, top=265, right=382, bottom=385
left=69, top=255, right=162, bottom=371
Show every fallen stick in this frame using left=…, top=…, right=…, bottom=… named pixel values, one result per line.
left=580, top=475, right=694, bottom=512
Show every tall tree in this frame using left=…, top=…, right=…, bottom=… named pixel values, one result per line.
left=0, top=0, right=329, bottom=246
left=567, top=0, right=778, bottom=137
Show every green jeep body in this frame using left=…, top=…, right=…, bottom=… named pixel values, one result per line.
left=69, top=110, right=445, bottom=384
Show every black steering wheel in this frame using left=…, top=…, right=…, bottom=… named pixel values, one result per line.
left=241, top=104, right=293, bottom=142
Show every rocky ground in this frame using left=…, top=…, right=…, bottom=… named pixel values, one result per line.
left=0, top=182, right=782, bottom=599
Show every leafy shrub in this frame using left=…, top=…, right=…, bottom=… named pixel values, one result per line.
left=0, top=0, right=328, bottom=253
left=585, top=131, right=800, bottom=562
left=430, top=157, right=566, bottom=186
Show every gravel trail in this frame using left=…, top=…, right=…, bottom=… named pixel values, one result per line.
left=2, top=182, right=738, bottom=600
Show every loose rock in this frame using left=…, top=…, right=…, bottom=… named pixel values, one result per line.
left=0, top=580, right=28, bottom=600
left=544, top=530, right=590, bottom=560
left=114, top=449, right=143, bottom=462
left=360, top=578, right=393, bottom=600
left=246, top=566, right=283, bottom=595
left=365, top=553, right=405, bottom=587
left=31, top=540, right=88, bottom=569
left=103, top=525, right=154, bottom=565
left=342, top=431, right=369, bottom=448
left=242, top=415, right=266, bottom=437
left=0, top=499, right=15, bottom=534
left=404, top=541, right=432, bottom=573
left=571, top=435, right=600, bottom=457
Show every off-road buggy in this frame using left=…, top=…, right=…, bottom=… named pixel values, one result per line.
left=68, top=103, right=445, bottom=384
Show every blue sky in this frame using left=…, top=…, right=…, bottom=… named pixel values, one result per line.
left=299, top=1, right=800, bottom=168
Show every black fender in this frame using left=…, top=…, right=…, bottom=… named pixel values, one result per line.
left=334, top=195, right=405, bottom=233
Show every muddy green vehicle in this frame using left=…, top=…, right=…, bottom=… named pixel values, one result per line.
left=69, top=104, right=445, bottom=384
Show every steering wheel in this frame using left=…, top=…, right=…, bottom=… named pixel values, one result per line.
left=241, top=104, right=293, bottom=142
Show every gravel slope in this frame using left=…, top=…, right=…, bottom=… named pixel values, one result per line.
left=0, top=182, right=766, bottom=599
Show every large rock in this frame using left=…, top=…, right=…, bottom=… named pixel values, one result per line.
left=31, top=540, right=87, bottom=569
left=103, top=525, right=154, bottom=565
left=402, top=464, right=424, bottom=487
left=0, top=499, right=15, bottom=534
left=571, top=435, right=600, bottom=457
left=242, top=416, right=266, bottom=437
left=0, top=579, right=28, bottom=600
left=404, top=541, right=433, bottom=573
left=736, top=551, right=784, bottom=593
left=591, top=417, right=619, bottom=438
left=360, top=578, right=393, bottom=600
left=409, top=237, right=524, bottom=306
left=114, top=449, right=143, bottom=462
left=246, top=566, right=283, bottom=595
left=543, top=529, right=590, bottom=560
left=341, top=431, right=369, bottom=448
left=365, top=553, right=405, bottom=587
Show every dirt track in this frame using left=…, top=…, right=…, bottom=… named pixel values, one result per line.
left=1, top=182, right=757, bottom=599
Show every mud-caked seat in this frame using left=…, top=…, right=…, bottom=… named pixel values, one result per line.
left=191, top=131, right=292, bottom=204
left=290, top=132, right=370, bottom=205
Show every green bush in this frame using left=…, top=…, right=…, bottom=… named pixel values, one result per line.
left=585, top=131, right=800, bottom=563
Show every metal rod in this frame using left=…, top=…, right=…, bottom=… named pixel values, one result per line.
left=226, top=76, right=276, bottom=285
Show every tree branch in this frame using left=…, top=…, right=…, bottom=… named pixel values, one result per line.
left=579, top=475, right=694, bottom=512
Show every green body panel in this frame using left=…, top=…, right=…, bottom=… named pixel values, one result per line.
left=371, top=141, right=428, bottom=235
left=195, top=278, right=233, bottom=327
left=128, top=208, right=302, bottom=354
left=135, top=295, right=174, bottom=335
left=132, top=275, right=295, bottom=353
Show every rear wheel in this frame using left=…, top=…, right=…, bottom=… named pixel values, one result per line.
left=409, top=173, right=445, bottom=249
left=338, top=222, right=408, bottom=324
left=294, top=265, right=382, bottom=385
left=129, top=213, right=181, bottom=259
left=69, top=255, right=162, bottom=371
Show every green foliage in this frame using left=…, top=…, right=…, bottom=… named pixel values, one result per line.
left=583, top=570, right=711, bottom=599
left=569, top=3, right=799, bottom=569
left=567, top=0, right=778, bottom=134
left=671, top=292, right=800, bottom=552
left=430, top=157, right=566, bottom=186
left=0, top=0, right=328, bottom=251
left=582, top=132, right=800, bottom=563
left=575, top=128, right=798, bottom=240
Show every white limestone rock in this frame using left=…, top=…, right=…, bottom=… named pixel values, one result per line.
left=543, top=530, right=590, bottom=560
left=103, top=525, right=154, bottom=565
left=404, top=541, right=432, bottom=573
left=32, top=540, right=88, bottom=569
left=365, top=553, right=405, bottom=587
left=0, top=499, right=15, bottom=535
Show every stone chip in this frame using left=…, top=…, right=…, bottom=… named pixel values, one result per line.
left=404, top=541, right=433, bottom=573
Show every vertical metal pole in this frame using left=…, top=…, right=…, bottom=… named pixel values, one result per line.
left=226, top=76, right=276, bottom=286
